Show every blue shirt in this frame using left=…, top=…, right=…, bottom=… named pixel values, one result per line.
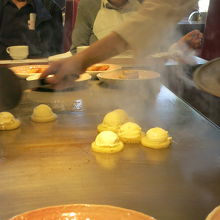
left=0, top=0, right=63, bottom=59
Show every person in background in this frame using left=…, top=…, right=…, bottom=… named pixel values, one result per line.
left=71, top=0, right=202, bottom=54
left=70, top=0, right=142, bottom=54
left=0, top=0, right=65, bottom=59
left=42, top=0, right=199, bottom=89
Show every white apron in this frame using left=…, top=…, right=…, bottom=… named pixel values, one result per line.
left=93, top=0, right=141, bottom=40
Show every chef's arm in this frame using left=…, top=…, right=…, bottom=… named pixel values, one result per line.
left=78, top=32, right=129, bottom=69
left=42, top=32, right=128, bottom=88
left=42, top=0, right=198, bottom=88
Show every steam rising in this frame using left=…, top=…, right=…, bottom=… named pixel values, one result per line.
left=32, top=24, right=205, bottom=131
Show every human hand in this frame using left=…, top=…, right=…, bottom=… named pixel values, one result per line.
left=41, top=55, right=86, bottom=90
left=178, top=29, right=203, bottom=50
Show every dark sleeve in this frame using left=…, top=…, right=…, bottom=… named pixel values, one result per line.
left=51, top=0, right=65, bottom=10
left=70, top=0, right=99, bottom=53
left=0, top=1, right=3, bottom=17
left=40, top=1, right=63, bottom=55
left=49, top=2, right=63, bottom=53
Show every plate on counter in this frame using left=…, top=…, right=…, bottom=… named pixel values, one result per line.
left=75, top=73, right=92, bottom=83
left=86, top=63, right=121, bottom=78
left=9, top=204, right=155, bottom=220
left=97, top=69, right=161, bottom=96
left=97, top=69, right=160, bottom=86
left=10, top=64, right=49, bottom=78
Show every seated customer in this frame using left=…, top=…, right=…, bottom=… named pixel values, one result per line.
left=70, top=0, right=141, bottom=54
left=70, top=0, right=202, bottom=55
left=0, top=0, right=64, bottom=59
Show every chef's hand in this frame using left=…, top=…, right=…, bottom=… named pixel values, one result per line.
left=178, top=29, right=203, bottom=51
left=41, top=32, right=128, bottom=90
left=41, top=54, right=86, bottom=90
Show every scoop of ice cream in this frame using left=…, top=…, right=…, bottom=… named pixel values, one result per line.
left=97, top=109, right=130, bottom=133
left=141, top=127, right=172, bottom=149
left=118, top=122, right=142, bottom=138
left=0, top=112, right=20, bottom=130
left=95, top=131, right=120, bottom=147
left=92, top=131, right=124, bottom=153
left=103, top=110, right=128, bottom=126
left=0, top=112, right=14, bottom=124
left=146, top=127, right=169, bottom=142
left=113, top=109, right=130, bottom=122
left=32, top=104, right=54, bottom=117
left=31, top=104, right=57, bottom=123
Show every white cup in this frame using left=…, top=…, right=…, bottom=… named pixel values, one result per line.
left=76, top=46, right=89, bottom=53
left=6, top=45, right=29, bottom=60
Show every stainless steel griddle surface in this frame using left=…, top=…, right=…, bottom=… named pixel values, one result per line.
left=0, top=81, right=220, bottom=220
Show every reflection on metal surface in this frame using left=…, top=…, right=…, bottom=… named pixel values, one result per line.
left=0, top=127, right=21, bottom=144
left=72, top=99, right=84, bottom=112
left=156, top=86, right=177, bottom=102
left=143, top=148, right=170, bottom=165
left=0, top=147, right=6, bottom=161
left=93, top=153, right=120, bottom=170
left=121, top=145, right=140, bottom=161
left=52, top=99, right=66, bottom=111
left=31, top=120, right=56, bottom=133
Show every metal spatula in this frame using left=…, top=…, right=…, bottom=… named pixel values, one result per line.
left=0, top=67, right=48, bottom=111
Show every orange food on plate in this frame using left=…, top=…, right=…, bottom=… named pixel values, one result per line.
left=98, top=64, right=110, bottom=71
left=28, top=67, right=47, bottom=74
left=86, top=64, right=110, bottom=71
left=10, top=65, right=49, bottom=78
